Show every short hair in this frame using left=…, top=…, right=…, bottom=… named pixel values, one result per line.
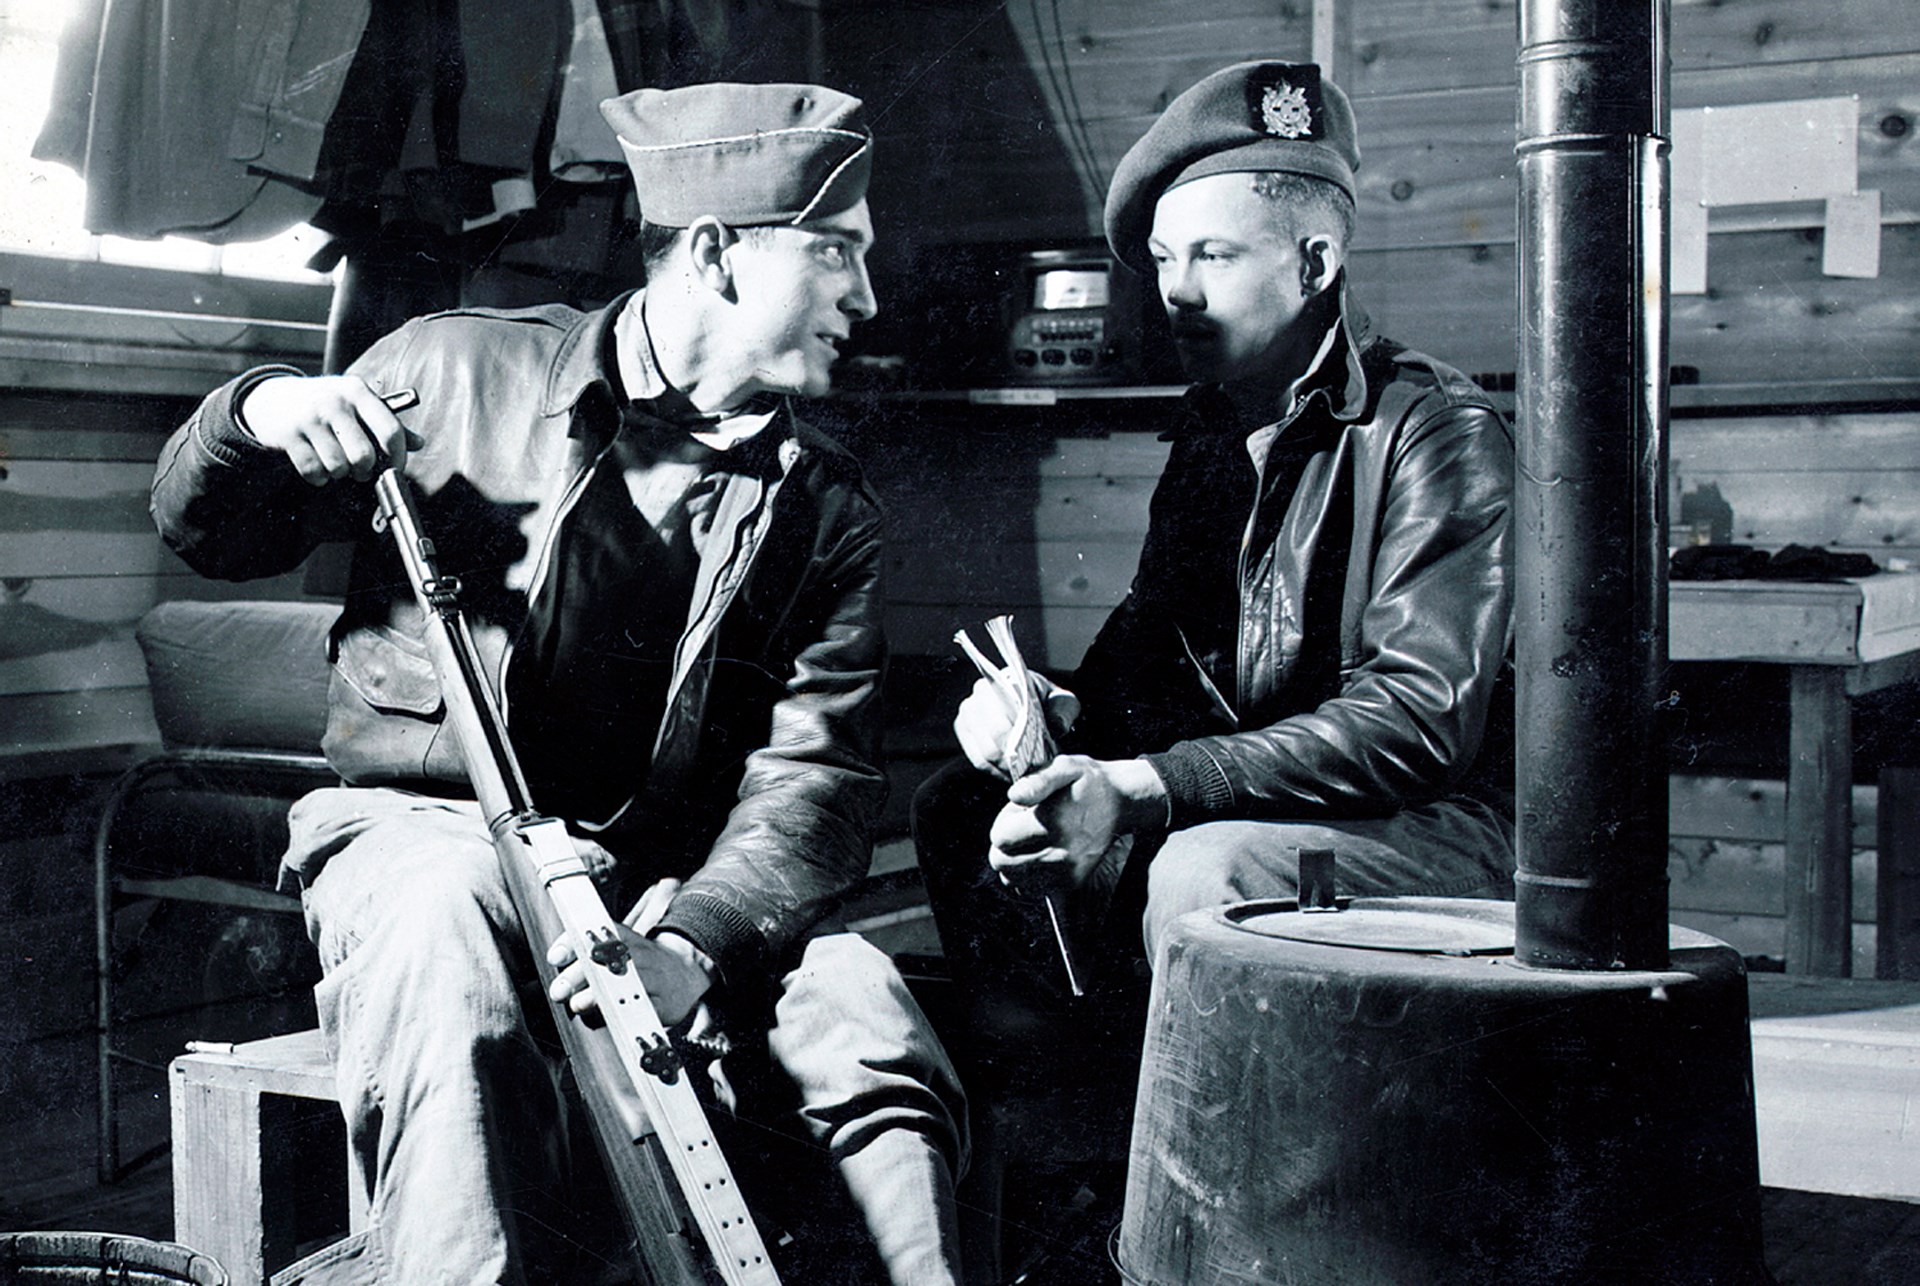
left=1249, top=171, right=1354, bottom=251
left=638, top=220, right=776, bottom=273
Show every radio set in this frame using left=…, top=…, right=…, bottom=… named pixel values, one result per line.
left=1004, top=248, right=1137, bottom=385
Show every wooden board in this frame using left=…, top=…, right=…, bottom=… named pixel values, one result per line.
left=0, top=396, right=190, bottom=454
left=0, top=685, right=161, bottom=762
left=0, top=255, right=325, bottom=395
left=1683, top=474, right=1920, bottom=558
left=1355, top=224, right=1920, bottom=387
left=1672, top=413, right=1920, bottom=566
left=0, top=252, right=332, bottom=327
left=1674, top=579, right=1920, bottom=671
left=1675, top=412, right=1920, bottom=476
left=0, top=304, right=324, bottom=357
left=1670, top=581, right=1868, bottom=664
left=1672, top=773, right=1878, bottom=847
left=1345, top=0, right=1920, bottom=99
left=1669, top=837, right=1876, bottom=921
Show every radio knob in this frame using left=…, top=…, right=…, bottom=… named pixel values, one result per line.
left=1014, top=349, right=1039, bottom=367
left=1041, top=349, right=1066, bottom=366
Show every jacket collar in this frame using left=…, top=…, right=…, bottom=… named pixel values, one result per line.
left=1168, top=271, right=1375, bottom=438
left=541, top=289, right=784, bottom=462
left=1323, top=271, right=1373, bottom=423
left=541, top=291, right=631, bottom=419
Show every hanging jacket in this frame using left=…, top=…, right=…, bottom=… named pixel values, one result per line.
left=33, top=0, right=576, bottom=241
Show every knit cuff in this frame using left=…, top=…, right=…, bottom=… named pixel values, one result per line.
left=655, top=891, right=767, bottom=991
left=1143, top=742, right=1235, bottom=830
left=202, top=364, right=310, bottom=465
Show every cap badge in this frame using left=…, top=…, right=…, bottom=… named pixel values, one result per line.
left=1259, top=81, right=1313, bottom=139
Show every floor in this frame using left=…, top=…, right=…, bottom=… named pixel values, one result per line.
left=6, top=1056, right=1920, bottom=1284
left=7, top=852, right=1920, bottom=1284
left=8, top=999, right=1920, bottom=1282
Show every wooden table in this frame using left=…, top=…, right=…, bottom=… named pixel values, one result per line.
left=1671, top=574, right=1920, bottom=976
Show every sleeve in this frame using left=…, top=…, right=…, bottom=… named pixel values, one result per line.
left=1143, top=402, right=1514, bottom=827
left=653, top=488, right=888, bottom=985
left=149, top=324, right=423, bottom=580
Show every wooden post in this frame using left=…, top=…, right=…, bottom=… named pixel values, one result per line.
left=1877, top=765, right=1920, bottom=979
left=1787, top=666, right=1853, bottom=976
left=1311, top=0, right=1350, bottom=85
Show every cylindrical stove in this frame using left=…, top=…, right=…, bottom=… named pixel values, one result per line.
left=1116, top=898, right=1771, bottom=1285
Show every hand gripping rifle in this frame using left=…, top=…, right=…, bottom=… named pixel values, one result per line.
left=370, top=422, right=778, bottom=1286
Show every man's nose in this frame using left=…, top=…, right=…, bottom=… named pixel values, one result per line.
left=844, top=258, right=879, bottom=322
left=1162, top=262, right=1202, bottom=311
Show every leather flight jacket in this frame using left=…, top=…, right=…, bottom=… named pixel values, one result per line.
left=151, top=294, right=887, bottom=986
left=1074, top=282, right=1515, bottom=829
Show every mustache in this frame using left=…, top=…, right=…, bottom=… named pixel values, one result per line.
left=1168, top=315, right=1218, bottom=340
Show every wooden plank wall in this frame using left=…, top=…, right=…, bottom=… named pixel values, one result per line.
left=1670, top=775, right=1882, bottom=975
left=828, top=0, right=1917, bottom=390
left=0, top=253, right=332, bottom=772
left=0, top=393, right=317, bottom=774
left=1674, top=410, right=1920, bottom=566
left=0, top=391, right=319, bottom=1078
left=836, top=406, right=1172, bottom=670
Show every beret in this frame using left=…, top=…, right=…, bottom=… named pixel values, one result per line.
left=1104, top=61, right=1360, bottom=271
left=600, top=82, right=872, bottom=228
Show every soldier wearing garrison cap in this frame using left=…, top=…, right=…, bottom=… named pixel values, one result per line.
left=917, top=58, right=1516, bottom=1167
left=153, top=81, right=969, bottom=1285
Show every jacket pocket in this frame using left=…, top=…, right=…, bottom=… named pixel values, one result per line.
left=332, top=625, right=444, bottom=717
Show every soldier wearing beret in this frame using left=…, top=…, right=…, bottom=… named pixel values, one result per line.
left=152, top=83, right=967, bottom=1284
left=916, top=58, right=1516, bottom=1148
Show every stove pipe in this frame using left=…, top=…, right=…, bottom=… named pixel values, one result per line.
left=1514, top=0, right=1672, bottom=971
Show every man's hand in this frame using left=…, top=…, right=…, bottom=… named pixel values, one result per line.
left=988, top=755, right=1167, bottom=891
left=239, top=374, right=418, bottom=485
left=544, top=877, right=713, bottom=1028
left=953, top=675, right=1081, bottom=779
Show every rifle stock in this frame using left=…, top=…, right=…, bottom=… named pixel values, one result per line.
left=372, top=465, right=779, bottom=1286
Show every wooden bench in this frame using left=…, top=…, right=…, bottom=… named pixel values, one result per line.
left=170, top=1030, right=363, bottom=1286
left=1749, top=974, right=1920, bottom=1202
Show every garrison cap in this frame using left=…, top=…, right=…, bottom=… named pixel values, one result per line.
left=1104, top=60, right=1360, bottom=271
left=600, top=82, right=872, bottom=228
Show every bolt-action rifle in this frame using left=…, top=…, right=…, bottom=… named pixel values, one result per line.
left=370, top=394, right=778, bottom=1286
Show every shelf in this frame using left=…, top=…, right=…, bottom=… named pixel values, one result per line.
left=841, top=379, right=1920, bottom=414
left=839, top=383, right=1189, bottom=405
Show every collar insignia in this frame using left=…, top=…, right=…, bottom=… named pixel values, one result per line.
left=1260, top=81, right=1313, bottom=139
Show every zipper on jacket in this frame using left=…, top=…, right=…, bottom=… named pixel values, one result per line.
left=1178, top=625, right=1240, bottom=729
left=1236, top=410, right=1291, bottom=715
left=650, top=438, right=799, bottom=762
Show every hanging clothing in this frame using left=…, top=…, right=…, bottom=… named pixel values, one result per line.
left=32, top=0, right=580, bottom=243
left=31, top=0, right=338, bottom=241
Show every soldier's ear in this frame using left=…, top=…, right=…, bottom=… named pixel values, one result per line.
left=1301, top=233, right=1341, bottom=297
left=686, top=217, right=739, bottom=294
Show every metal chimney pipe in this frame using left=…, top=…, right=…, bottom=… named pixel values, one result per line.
left=1514, top=0, right=1672, bottom=970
